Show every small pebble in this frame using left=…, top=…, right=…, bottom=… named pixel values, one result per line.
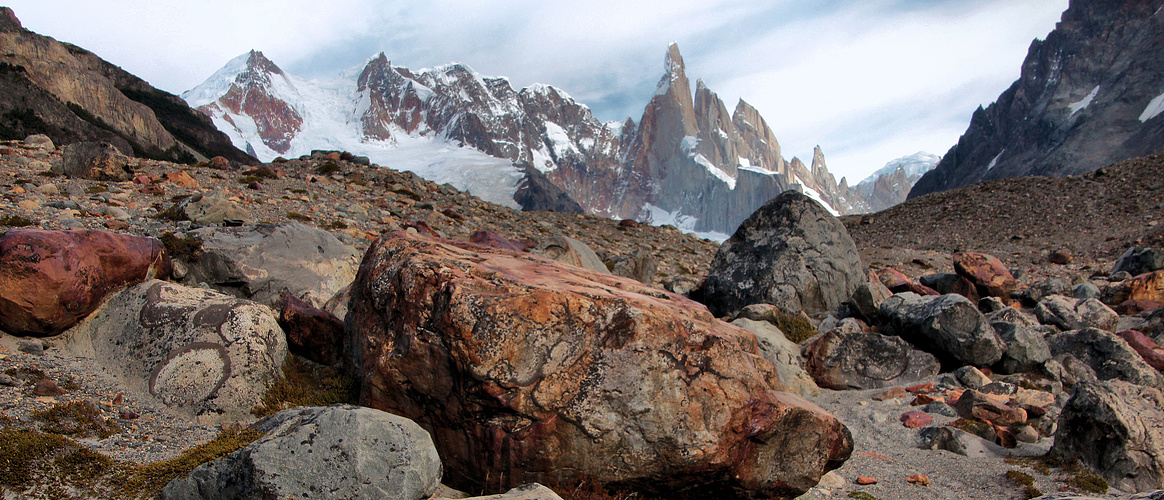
left=856, top=476, right=878, bottom=485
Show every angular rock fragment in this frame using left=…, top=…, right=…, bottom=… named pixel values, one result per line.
left=802, top=329, right=939, bottom=390
left=878, top=292, right=1004, bottom=368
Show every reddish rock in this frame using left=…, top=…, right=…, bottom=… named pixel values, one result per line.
left=619, top=219, right=640, bottom=228
left=104, top=220, right=130, bottom=231
left=32, top=378, right=66, bottom=397
left=119, top=410, right=139, bottom=420
left=953, top=252, right=1018, bottom=298
left=856, top=476, right=878, bottom=485
left=246, top=181, right=262, bottom=190
left=0, top=229, right=171, bottom=336
left=208, top=156, right=231, bottom=170
left=348, top=231, right=853, bottom=497
left=1049, top=249, right=1073, bottom=265
left=911, top=394, right=943, bottom=406
left=906, top=382, right=935, bottom=394
left=1104, top=271, right=1164, bottom=305
left=441, top=208, right=467, bottom=221
left=901, top=410, right=932, bottom=428
left=1117, top=330, right=1164, bottom=372
left=165, top=171, right=199, bottom=188
left=907, top=474, right=930, bottom=486
left=877, top=267, right=939, bottom=296
left=1116, top=299, right=1164, bottom=315
left=278, top=293, right=345, bottom=366
left=324, top=151, right=342, bottom=161
left=469, top=230, right=526, bottom=252
left=138, top=184, right=165, bottom=196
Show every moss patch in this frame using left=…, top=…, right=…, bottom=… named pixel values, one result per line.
left=31, top=401, right=121, bottom=439
left=159, top=231, right=203, bottom=261
left=0, top=214, right=36, bottom=227
left=252, top=356, right=357, bottom=418
left=118, top=428, right=263, bottom=497
left=768, top=310, right=818, bottom=343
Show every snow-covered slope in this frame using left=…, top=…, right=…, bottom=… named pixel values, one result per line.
left=853, top=152, right=940, bottom=213
left=185, top=46, right=863, bottom=236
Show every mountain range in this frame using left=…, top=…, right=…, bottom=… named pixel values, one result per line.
left=910, top=0, right=1164, bottom=198
left=185, top=44, right=915, bottom=237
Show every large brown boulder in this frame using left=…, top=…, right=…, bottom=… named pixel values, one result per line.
left=0, top=229, right=170, bottom=336
left=348, top=232, right=853, bottom=498
left=953, top=252, right=1017, bottom=298
left=1104, top=271, right=1164, bottom=305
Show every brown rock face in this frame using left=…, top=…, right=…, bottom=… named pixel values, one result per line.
left=278, top=293, right=344, bottom=366
left=348, top=232, right=852, bottom=498
left=953, top=252, right=1017, bottom=298
left=0, top=229, right=170, bottom=336
left=1104, top=270, right=1164, bottom=305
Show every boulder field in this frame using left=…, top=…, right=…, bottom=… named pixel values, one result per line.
left=5, top=136, right=1164, bottom=498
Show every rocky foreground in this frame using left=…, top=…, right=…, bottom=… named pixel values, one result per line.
left=2, top=134, right=1164, bottom=500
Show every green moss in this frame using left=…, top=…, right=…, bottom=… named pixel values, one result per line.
left=1067, top=471, right=1108, bottom=494
left=949, top=418, right=993, bottom=438
left=119, top=428, right=263, bottom=498
left=85, top=184, right=108, bottom=194
left=1006, top=470, right=1033, bottom=486
left=54, top=447, right=116, bottom=482
left=286, top=212, right=312, bottom=222
left=0, top=215, right=36, bottom=227
left=291, top=188, right=308, bottom=194
left=0, top=429, right=71, bottom=487
left=769, top=310, right=818, bottom=344
left=251, top=356, right=357, bottom=418
left=847, top=492, right=881, bottom=500
left=237, top=175, right=263, bottom=184
left=159, top=232, right=202, bottom=261
left=323, top=220, right=348, bottom=230
left=61, top=376, right=81, bottom=392
left=32, top=401, right=121, bottom=439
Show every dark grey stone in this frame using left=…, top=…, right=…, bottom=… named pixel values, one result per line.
left=878, top=292, right=1004, bottom=368
left=693, top=191, right=864, bottom=316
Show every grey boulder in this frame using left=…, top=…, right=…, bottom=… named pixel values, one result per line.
left=992, top=322, right=1054, bottom=374
left=1035, top=295, right=1119, bottom=332
left=694, top=190, right=865, bottom=317
left=182, top=223, right=360, bottom=308
left=530, top=234, right=610, bottom=275
left=161, top=405, right=442, bottom=500
left=1112, top=247, right=1164, bottom=278
left=55, top=141, right=133, bottom=181
left=67, top=280, right=286, bottom=423
left=1052, top=380, right=1164, bottom=492
left=802, top=328, right=939, bottom=390
left=878, top=292, right=1005, bottom=368
left=731, top=318, right=820, bottom=397
left=1048, top=329, right=1164, bottom=388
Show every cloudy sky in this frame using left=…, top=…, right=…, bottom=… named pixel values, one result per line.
left=10, top=0, right=1068, bottom=183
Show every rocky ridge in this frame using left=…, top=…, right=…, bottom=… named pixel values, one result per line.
left=0, top=8, right=254, bottom=166
left=910, top=0, right=1164, bottom=199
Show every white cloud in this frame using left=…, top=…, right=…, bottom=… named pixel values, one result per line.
left=6, top=0, right=1068, bottom=183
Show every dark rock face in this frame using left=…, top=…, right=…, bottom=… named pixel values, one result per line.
left=0, top=13, right=254, bottom=163
left=1113, top=247, right=1164, bottom=277
left=910, top=0, right=1164, bottom=199
left=992, top=322, right=1053, bottom=374
left=1047, top=328, right=1164, bottom=388
left=693, top=191, right=865, bottom=317
left=0, top=229, right=170, bottom=336
left=513, top=164, right=584, bottom=213
left=877, top=293, right=1004, bottom=369
left=347, top=231, right=852, bottom=498
left=161, top=405, right=442, bottom=500
left=1052, top=380, right=1164, bottom=493
left=278, top=293, right=344, bottom=367
left=802, top=329, right=940, bottom=390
